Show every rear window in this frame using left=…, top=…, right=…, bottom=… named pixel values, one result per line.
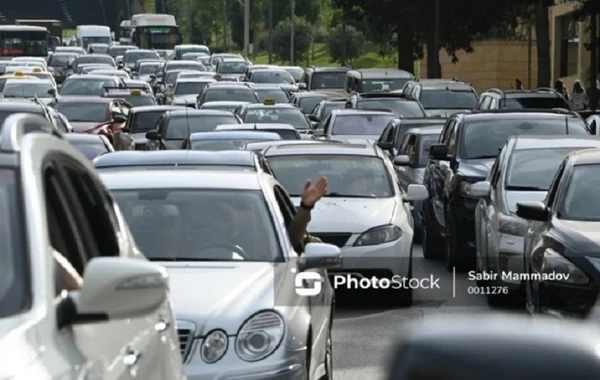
left=130, top=110, right=168, bottom=133
left=203, top=88, right=257, bottom=103
left=357, top=99, right=425, bottom=117
left=165, top=115, right=239, bottom=139
left=503, top=97, right=571, bottom=110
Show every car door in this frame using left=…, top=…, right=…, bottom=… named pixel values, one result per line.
left=477, top=152, right=501, bottom=272
left=429, top=118, right=456, bottom=228
left=396, top=133, right=416, bottom=190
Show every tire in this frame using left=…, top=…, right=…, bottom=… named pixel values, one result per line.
left=384, top=262, right=413, bottom=308
left=421, top=200, right=443, bottom=259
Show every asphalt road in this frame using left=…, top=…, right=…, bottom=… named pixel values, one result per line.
left=332, top=244, right=523, bottom=379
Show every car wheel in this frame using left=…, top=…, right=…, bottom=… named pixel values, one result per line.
left=385, top=263, right=413, bottom=307
left=421, top=200, right=443, bottom=259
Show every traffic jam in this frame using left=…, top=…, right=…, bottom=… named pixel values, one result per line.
left=2, top=13, right=600, bottom=380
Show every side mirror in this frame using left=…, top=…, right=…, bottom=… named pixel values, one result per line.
left=117, top=63, right=124, bottom=69
left=66, top=62, right=73, bottom=69
left=394, top=155, right=410, bottom=166
left=516, top=201, right=550, bottom=222
left=429, top=144, right=449, bottom=160
left=75, top=257, right=168, bottom=321
left=404, top=184, right=428, bottom=202
left=377, top=141, right=393, bottom=151
left=307, top=114, right=318, bottom=122
left=47, top=88, right=56, bottom=96
left=301, top=243, right=342, bottom=270
left=145, top=130, right=161, bottom=140
left=466, top=181, right=491, bottom=198
left=313, top=129, right=324, bottom=137
left=112, top=115, right=126, bottom=123
left=310, top=121, right=319, bottom=129
left=298, top=83, right=307, bottom=90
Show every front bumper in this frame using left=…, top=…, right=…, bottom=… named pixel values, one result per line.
left=537, top=280, right=597, bottom=319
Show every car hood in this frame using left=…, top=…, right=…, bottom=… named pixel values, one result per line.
left=71, top=121, right=105, bottom=133
left=291, top=197, right=396, bottom=233
left=425, top=109, right=471, bottom=117
left=162, top=261, right=287, bottom=336
left=551, top=220, right=600, bottom=254
left=505, top=191, right=547, bottom=213
left=328, top=136, right=377, bottom=144
left=172, top=94, right=197, bottom=104
left=458, top=158, right=495, bottom=178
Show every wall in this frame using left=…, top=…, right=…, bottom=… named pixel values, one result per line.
left=419, top=40, right=538, bottom=94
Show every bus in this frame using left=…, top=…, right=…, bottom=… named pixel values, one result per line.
left=130, top=14, right=182, bottom=50
left=119, top=20, right=133, bottom=44
left=0, top=25, right=49, bottom=59
left=76, top=25, right=112, bottom=49
left=15, top=19, right=62, bottom=51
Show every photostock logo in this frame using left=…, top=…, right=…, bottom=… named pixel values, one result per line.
left=294, top=269, right=323, bottom=296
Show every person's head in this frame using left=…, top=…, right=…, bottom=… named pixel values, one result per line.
left=555, top=80, right=564, bottom=91
left=515, top=78, right=522, bottom=88
left=211, top=200, right=240, bottom=241
left=574, top=80, right=583, bottom=92
left=344, top=101, right=352, bottom=109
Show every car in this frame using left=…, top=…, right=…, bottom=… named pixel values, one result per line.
left=421, top=110, right=590, bottom=269
left=182, top=130, right=282, bottom=150
left=376, top=117, right=447, bottom=158
left=263, top=142, right=428, bottom=306
left=53, top=75, right=126, bottom=100
left=0, top=98, right=56, bottom=128
left=174, top=44, right=210, bottom=60
left=145, top=109, right=241, bottom=150
left=197, top=83, right=260, bottom=105
left=402, top=79, right=479, bottom=117
left=99, top=168, right=341, bottom=379
left=0, top=72, right=38, bottom=91
left=246, top=68, right=295, bottom=85
left=161, top=60, right=206, bottom=77
left=26, top=70, right=58, bottom=88
left=87, top=42, right=109, bottom=54
left=209, top=52, right=244, bottom=68
left=517, top=147, right=600, bottom=319
left=52, top=96, right=130, bottom=134
left=290, top=91, right=339, bottom=114
left=307, top=99, right=346, bottom=129
left=279, top=65, right=304, bottom=83
left=170, top=78, right=216, bottom=106
left=216, top=123, right=301, bottom=140
left=0, top=113, right=185, bottom=379
left=246, top=83, right=291, bottom=103
left=136, top=61, right=163, bottom=82
left=93, top=150, right=271, bottom=173
left=198, top=101, right=250, bottom=112
left=314, top=109, right=397, bottom=143
left=107, top=44, right=138, bottom=59
left=67, top=54, right=116, bottom=75
left=47, top=52, right=80, bottom=83
left=234, top=100, right=312, bottom=132
left=88, top=68, right=131, bottom=79
left=470, top=135, right=600, bottom=306
left=299, top=66, right=350, bottom=93
left=102, top=87, right=157, bottom=107
left=348, top=92, right=427, bottom=117
left=240, top=139, right=342, bottom=152
left=1, top=78, right=55, bottom=104
left=476, top=87, right=571, bottom=110
left=122, top=49, right=160, bottom=70
left=64, top=133, right=115, bottom=160
left=393, top=126, right=444, bottom=236
left=121, top=105, right=184, bottom=150
left=214, top=58, right=250, bottom=80
left=344, top=69, right=414, bottom=93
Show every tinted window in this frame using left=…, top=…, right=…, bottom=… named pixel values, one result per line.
left=244, top=108, right=310, bottom=129
left=460, top=118, right=587, bottom=159
left=54, top=103, right=107, bottom=122
left=203, top=89, right=257, bottom=103
left=59, top=78, right=116, bottom=96
left=418, top=135, right=440, bottom=166
left=48, top=54, right=77, bottom=67
left=200, top=104, right=238, bottom=112
left=139, top=63, right=160, bottom=75
left=298, top=97, right=326, bottom=114
left=357, top=99, right=425, bottom=117
left=174, top=82, right=209, bottom=95
left=419, top=90, right=478, bottom=109
left=254, top=89, right=289, bottom=103
left=73, top=143, right=108, bottom=160
left=0, top=170, right=28, bottom=318
left=268, top=155, right=393, bottom=197
left=165, top=115, right=238, bottom=138
left=3, top=82, right=54, bottom=98
left=268, top=129, right=299, bottom=140
left=506, top=148, right=578, bottom=190
left=559, top=165, right=600, bottom=221
left=218, top=61, right=249, bottom=74
left=112, top=189, right=281, bottom=261
left=503, top=97, right=570, bottom=109
left=321, top=102, right=346, bottom=119
left=310, top=72, right=346, bottom=90
left=395, top=122, right=445, bottom=147
left=250, top=71, right=294, bottom=84
left=76, top=55, right=115, bottom=67
left=124, top=51, right=159, bottom=63
left=361, top=78, right=410, bottom=92
left=332, top=114, right=395, bottom=135
left=130, top=110, right=167, bottom=133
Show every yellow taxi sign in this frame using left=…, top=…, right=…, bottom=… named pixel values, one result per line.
left=130, top=89, right=142, bottom=96
left=263, top=98, right=276, bottom=105
left=14, top=71, right=24, bottom=76
left=33, top=67, right=42, bottom=73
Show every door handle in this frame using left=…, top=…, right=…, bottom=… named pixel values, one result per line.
left=123, top=349, right=142, bottom=367
left=154, top=318, right=170, bottom=332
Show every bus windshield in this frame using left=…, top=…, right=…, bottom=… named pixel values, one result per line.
left=0, top=30, right=48, bottom=57
left=134, top=27, right=181, bottom=50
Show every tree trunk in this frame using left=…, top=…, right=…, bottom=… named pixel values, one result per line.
left=535, top=1, right=551, bottom=87
left=397, top=20, right=415, bottom=74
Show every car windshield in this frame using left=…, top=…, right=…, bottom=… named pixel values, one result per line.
left=190, top=139, right=272, bottom=151
left=112, top=189, right=281, bottom=261
left=130, top=111, right=167, bottom=133
left=165, top=116, right=239, bottom=139
left=505, top=148, right=580, bottom=191
left=310, top=72, right=346, bottom=89
left=461, top=119, right=588, bottom=159
left=108, top=46, right=134, bottom=57
left=419, top=90, right=478, bottom=109
left=204, top=89, right=257, bottom=102
left=59, top=78, right=116, bottom=96
left=76, top=56, right=115, bottom=67
left=54, top=103, right=107, bottom=122
left=268, top=155, right=393, bottom=197
left=418, top=135, right=440, bottom=166
left=174, top=82, right=208, bottom=95
left=48, top=54, right=77, bottom=67
left=73, top=143, right=108, bottom=160
left=201, top=104, right=238, bottom=112
left=0, top=170, right=27, bottom=318
left=251, top=71, right=294, bottom=84
left=320, top=102, right=346, bottom=118
left=357, top=99, right=425, bottom=117
left=332, top=114, right=395, bottom=135
left=3, top=82, right=54, bottom=98
left=559, top=165, right=600, bottom=221
left=394, top=122, right=445, bottom=146
left=124, top=51, right=158, bottom=63
left=254, top=89, right=289, bottom=103
left=244, top=108, right=310, bottom=129
left=218, top=61, right=249, bottom=74
left=299, top=96, right=326, bottom=114
left=361, top=79, right=410, bottom=92
left=139, top=64, right=160, bottom=75
left=503, top=97, right=570, bottom=109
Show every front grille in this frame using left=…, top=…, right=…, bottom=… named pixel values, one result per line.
left=311, top=233, right=352, bottom=247
left=176, top=321, right=195, bottom=362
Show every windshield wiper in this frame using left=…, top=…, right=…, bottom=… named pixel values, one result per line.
left=327, top=192, right=377, bottom=198
left=505, top=185, right=546, bottom=191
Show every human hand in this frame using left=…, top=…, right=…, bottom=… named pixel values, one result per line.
left=301, top=176, right=327, bottom=207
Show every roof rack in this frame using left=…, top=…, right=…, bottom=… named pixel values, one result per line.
left=0, top=113, right=61, bottom=152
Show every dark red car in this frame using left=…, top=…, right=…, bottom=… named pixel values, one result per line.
left=53, top=96, right=131, bottom=134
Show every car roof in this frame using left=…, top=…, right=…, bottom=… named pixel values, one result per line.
left=264, top=142, right=379, bottom=157
left=503, top=90, right=561, bottom=98
left=55, top=97, right=115, bottom=104
left=331, top=109, right=397, bottom=117
left=206, top=84, right=252, bottom=90
left=244, top=103, right=297, bottom=109
left=189, top=131, right=281, bottom=140
left=247, top=83, right=288, bottom=89
left=201, top=101, right=250, bottom=106
left=166, top=109, right=235, bottom=117
left=65, top=74, right=119, bottom=80
left=511, top=136, right=600, bottom=150
left=130, top=105, right=184, bottom=113
left=293, top=92, right=331, bottom=98
left=77, top=54, right=112, bottom=59
left=93, top=150, right=257, bottom=168
left=100, top=170, right=263, bottom=191
left=309, top=66, right=350, bottom=72
left=4, top=79, right=46, bottom=85
left=176, top=78, right=216, bottom=83
left=564, top=147, right=600, bottom=165
left=0, top=101, right=45, bottom=111
left=241, top=140, right=339, bottom=150
left=63, top=133, right=105, bottom=144
left=125, top=49, right=155, bottom=54
left=216, top=123, right=295, bottom=130
left=464, top=112, right=576, bottom=121
left=167, top=60, right=204, bottom=65
left=398, top=118, right=446, bottom=125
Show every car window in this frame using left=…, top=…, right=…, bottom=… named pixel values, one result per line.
left=331, top=114, right=395, bottom=136
left=244, top=108, right=310, bottom=130
left=59, top=78, right=116, bottom=96
left=505, top=148, right=578, bottom=191
left=503, top=97, right=570, bottom=109
left=419, top=90, right=478, bottom=109
left=546, top=161, right=566, bottom=208
left=54, top=103, right=107, bottom=123
left=357, top=99, right=425, bottom=117
left=203, top=88, right=257, bottom=103
left=165, top=115, right=239, bottom=139
left=558, top=165, right=600, bottom=221
left=417, top=135, right=439, bottom=166
left=298, top=97, right=326, bottom=114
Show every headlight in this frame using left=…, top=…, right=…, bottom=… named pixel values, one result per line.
left=200, top=330, right=228, bottom=363
left=497, top=213, right=528, bottom=237
left=531, top=248, right=588, bottom=285
left=353, top=225, right=402, bottom=246
left=236, top=311, right=284, bottom=362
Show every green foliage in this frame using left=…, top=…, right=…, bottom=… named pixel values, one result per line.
left=325, top=24, right=365, bottom=64
left=272, top=16, right=313, bottom=64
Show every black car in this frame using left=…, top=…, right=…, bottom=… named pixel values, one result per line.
left=421, top=109, right=589, bottom=270
left=476, top=88, right=571, bottom=110
left=307, top=99, right=346, bottom=129
left=64, top=133, right=114, bottom=160
left=47, top=52, right=79, bottom=84
left=122, top=105, right=184, bottom=150
left=517, top=148, right=600, bottom=319
left=377, top=117, right=446, bottom=158
left=299, top=66, right=350, bottom=93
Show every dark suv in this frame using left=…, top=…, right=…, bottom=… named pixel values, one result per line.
left=299, top=66, right=350, bottom=93
left=475, top=88, right=571, bottom=110
left=421, top=109, right=589, bottom=270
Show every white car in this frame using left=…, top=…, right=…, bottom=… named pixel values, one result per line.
left=100, top=168, right=342, bottom=379
left=0, top=113, right=186, bottom=379
left=264, top=142, right=428, bottom=306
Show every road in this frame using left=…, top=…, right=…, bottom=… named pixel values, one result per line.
left=332, top=244, right=523, bottom=379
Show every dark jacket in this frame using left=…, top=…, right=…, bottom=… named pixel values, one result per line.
left=288, top=207, right=322, bottom=252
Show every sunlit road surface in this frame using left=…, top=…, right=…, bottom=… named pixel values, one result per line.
left=332, top=244, right=523, bottom=380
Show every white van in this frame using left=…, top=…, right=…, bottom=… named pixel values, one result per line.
left=76, top=25, right=112, bottom=49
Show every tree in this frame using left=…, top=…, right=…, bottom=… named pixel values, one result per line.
left=272, top=16, right=313, bottom=64
left=326, top=24, right=365, bottom=64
